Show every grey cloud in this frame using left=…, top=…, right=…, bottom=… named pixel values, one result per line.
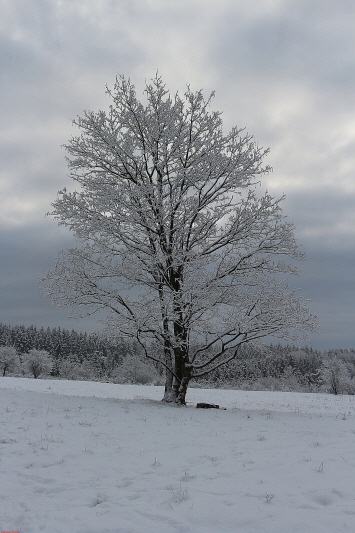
left=213, top=1, right=355, bottom=85
left=293, top=248, right=355, bottom=349
left=209, top=0, right=355, bottom=139
left=283, top=190, right=355, bottom=249
left=0, top=223, right=99, bottom=332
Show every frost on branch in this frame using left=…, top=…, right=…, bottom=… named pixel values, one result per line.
left=43, top=74, right=318, bottom=404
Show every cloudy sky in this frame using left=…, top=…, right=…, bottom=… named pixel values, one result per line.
left=1, top=0, right=354, bottom=349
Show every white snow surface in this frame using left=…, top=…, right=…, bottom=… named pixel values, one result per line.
left=1, top=378, right=355, bottom=533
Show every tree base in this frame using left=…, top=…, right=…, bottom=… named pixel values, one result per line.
left=161, top=398, right=186, bottom=405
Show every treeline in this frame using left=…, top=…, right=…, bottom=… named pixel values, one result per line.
left=196, top=343, right=355, bottom=394
left=0, top=322, right=158, bottom=384
left=1, top=323, right=355, bottom=394
left=0, top=322, right=127, bottom=363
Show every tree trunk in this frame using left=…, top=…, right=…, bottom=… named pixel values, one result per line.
left=161, top=340, right=177, bottom=402
left=160, top=305, right=176, bottom=402
left=176, top=374, right=190, bottom=404
left=163, top=356, right=181, bottom=402
left=161, top=272, right=191, bottom=404
left=162, top=367, right=176, bottom=402
left=171, top=347, right=192, bottom=405
left=162, top=351, right=191, bottom=404
left=163, top=370, right=173, bottom=400
left=171, top=347, right=184, bottom=400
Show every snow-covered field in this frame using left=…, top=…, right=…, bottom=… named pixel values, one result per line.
left=1, top=378, right=355, bottom=533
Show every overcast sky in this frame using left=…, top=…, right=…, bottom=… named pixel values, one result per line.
left=1, top=0, right=354, bottom=349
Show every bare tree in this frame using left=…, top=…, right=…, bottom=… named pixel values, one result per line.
left=43, top=74, right=318, bottom=403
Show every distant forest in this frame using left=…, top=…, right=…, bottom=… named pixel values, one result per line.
left=1, top=322, right=355, bottom=394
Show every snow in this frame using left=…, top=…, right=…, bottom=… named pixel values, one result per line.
left=1, top=378, right=355, bottom=533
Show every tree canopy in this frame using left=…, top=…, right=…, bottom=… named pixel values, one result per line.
left=43, top=74, right=318, bottom=403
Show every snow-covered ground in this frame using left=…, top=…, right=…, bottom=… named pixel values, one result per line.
left=1, top=378, right=355, bottom=533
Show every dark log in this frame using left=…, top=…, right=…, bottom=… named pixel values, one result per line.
left=196, top=402, right=220, bottom=409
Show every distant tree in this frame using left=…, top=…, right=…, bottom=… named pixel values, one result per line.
left=25, top=349, right=53, bottom=379
left=0, top=323, right=12, bottom=346
left=115, top=353, right=160, bottom=385
left=320, top=356, right=351, bottom=395
left=0, top=346, right=20, bottom=376
left=43, top=74, right=318, bottom=403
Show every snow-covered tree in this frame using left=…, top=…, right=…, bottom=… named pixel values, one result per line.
left=43, top=74, right=318, bottom=403
left=320, top=356, right=351, bottom=395
left=111, top=354, right=160, bottom=385
left=25, top=349, right=53, bottom=379
left=0, top=346, right=20, bottom=376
